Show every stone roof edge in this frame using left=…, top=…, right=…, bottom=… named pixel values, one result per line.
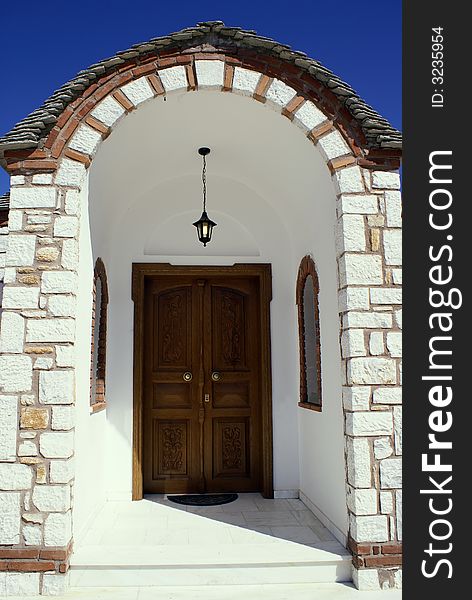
left=0, top=21, right=401, bottom=156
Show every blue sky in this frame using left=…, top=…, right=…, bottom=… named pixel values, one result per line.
left=0, top=0, right=401, bottom=195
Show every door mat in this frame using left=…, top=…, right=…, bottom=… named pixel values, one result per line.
left=167, top=493, right=238, bottom=507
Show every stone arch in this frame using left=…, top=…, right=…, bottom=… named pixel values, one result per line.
left=0, top=22, right=402, bottom=594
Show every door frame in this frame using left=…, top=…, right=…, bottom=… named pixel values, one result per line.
left=131, top=263, right=273, bottom=500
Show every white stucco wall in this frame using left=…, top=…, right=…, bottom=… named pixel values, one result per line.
left=73, top=178, right=107, bottom=540
left=83, top=90, right=348, bottom=538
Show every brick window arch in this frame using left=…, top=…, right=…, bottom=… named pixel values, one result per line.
left=90, top=257, right=108, bottom=410
left=296, top=255, right=322, bottom=412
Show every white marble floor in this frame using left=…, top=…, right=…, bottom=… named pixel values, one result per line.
left=78, top=493, right=338, bottom=548
left=13, top=582, right=402, bottom=600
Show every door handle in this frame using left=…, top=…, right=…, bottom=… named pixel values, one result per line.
left=182, top=371, right=193, bottom=382
left=204, top=393, right=210, bottom=403
left=211, top=371, right=221, bottom=382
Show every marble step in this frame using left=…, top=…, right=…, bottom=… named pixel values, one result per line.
left=70, top=542, right=352, bottom=586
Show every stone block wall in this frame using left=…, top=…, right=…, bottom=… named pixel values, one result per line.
left=335, top=168, right=402, bottom=590
left=0, top=176, right=80, bottom=596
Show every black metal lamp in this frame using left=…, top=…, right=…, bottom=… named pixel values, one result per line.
left=193, top=147, right=217, bottom=246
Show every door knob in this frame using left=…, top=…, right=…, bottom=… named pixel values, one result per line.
left=211, top=371, right=221, bottom=382
left=182, top=372, right=193, bottom=382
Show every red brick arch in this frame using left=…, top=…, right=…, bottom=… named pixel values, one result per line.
left=2, top=48, right=400, bottom=178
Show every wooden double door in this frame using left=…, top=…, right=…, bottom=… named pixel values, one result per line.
left=141, top=266, right=271, bottom=495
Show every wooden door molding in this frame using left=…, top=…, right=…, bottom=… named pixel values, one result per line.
left=131, top=263, right=273, bottom=500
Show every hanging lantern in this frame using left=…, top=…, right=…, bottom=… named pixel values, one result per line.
left=193, top=147, right=217, bottom=246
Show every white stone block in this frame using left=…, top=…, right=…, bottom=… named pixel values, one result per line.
left=339, top=254, right=383, bottom=286
left=91, top=96, right=126, bottom=127
left=353, top=568, right=381, bottom=591
left=386, top=332, right=402, bottom=358
left=61, top=239, right=79, bottom=270
left=343, top=311, right=392, bottom=329
left=338, top=287, right=370, bottom=311
left=0, top=492, right=21, bottom=544
left=392, top=268, right=402, bottom=285
left=337, top=214, right=366, bottom=252
left=347, top=487, right=377, bottom=515
left=396, top=490, right=402, bottom=541
left=372, top=171, right=401, bottom=190
left=395, top=309, right=402, bottom=329
left=195, top=60, right=224, bottom=88
left=10, top=186, right=57, bottom=209
left=232, top=67, right=260, bottom=95
left=348, top=357, right=397, bottom=385
left=158, top=66, right=188, bottom=91
left=1, top=286, right=39, bottom=309
left=4, top=572, right=40, bottom=596
left=26, top=318, right=75, bottom=343
left=51, top=406, right=75, bottom=430
left=0, top=395, right=17, bottom=462
left=23, top=523, right=42, bottom=545
left=265, top=78, right=296, bottom=107
left=65, top=190, right=80, bottom=216
left=383, top=229, right=402, bottom=266
left=346, top=437, right=371, bottom=488
left=318, top=130, right=350, bottom=160
left=33, top=356, right=53, bottom=370
left=50, top=458, right=75, bottom=484
left=5, top=235, right=36, bottom=266
left=380, top=491, right=393, bottom=514
left=369, top=332, right=384, bottom=356
left=42, top=573, right=70, bottom=596
left=10, top=175, right=26, bottom=186
left=53, top=216, right=79, bottom=238
left=3, top=268, right=17, bottom=284
left=342, top=386, right=370, bottom=411
left=0, top=312, right=25, bottom=353
left=341, top=329, right=366, bottom=358
left=333, top=166, right=364, bottom=194
left=39, top=370, right=75, bottom=404
left=55, top=158, right=86, bottom=187
left=338, top=194, right=378, bottom=215
left=350, top=514, right=389, bottom=542
left=40, top=431, right=74, bottom=459
left=44, top=510, right=72, bottom=546
left=18, top=440, right=37, bottom=456
left=393, top=406, right=402, bottom=455
left=68, top=124, right=102, bottom=155
left=293, top=100, right=326, bottom=130
left=374, top=437, right=393, bottom=459
left=0, top=463, right=33, bottom=490
left=55, top=345, right=75, bottom=367
left=32, top=173, right=53, bottom=185
left=0, top=355, right=32, bottom=392
left=385, top=190, right=402, bottom=227
left=48, top=295, right=76, bottom=317
left=121, top=77, right=154, bottom=107
left=373, top=387, right=402, bottom=404
left=33, top=484, right=71, bottom=512
left=41, top=271, right=77, bottom=294
left=380, top=458, right=402, bottom=488
left=370, top=287, right=402, bottom=305
left=5, top=210, right=23, bottom=230
left=346, top=411, right=393, bottom=436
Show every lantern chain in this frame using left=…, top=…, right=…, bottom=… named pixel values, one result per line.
left=202, top=154, right=207, bottom=213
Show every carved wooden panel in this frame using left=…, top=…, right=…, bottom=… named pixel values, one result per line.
left=212, top=288, right=247, bottom=370
left=152, top=383, right=191, bottom=409
left=153, top=420, right=188, bottom=478
left=213, top=383, right=249, bottom=408
left=213, top=419, right=249, bottom=478
left=155, top=288, right=191, bottom=369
